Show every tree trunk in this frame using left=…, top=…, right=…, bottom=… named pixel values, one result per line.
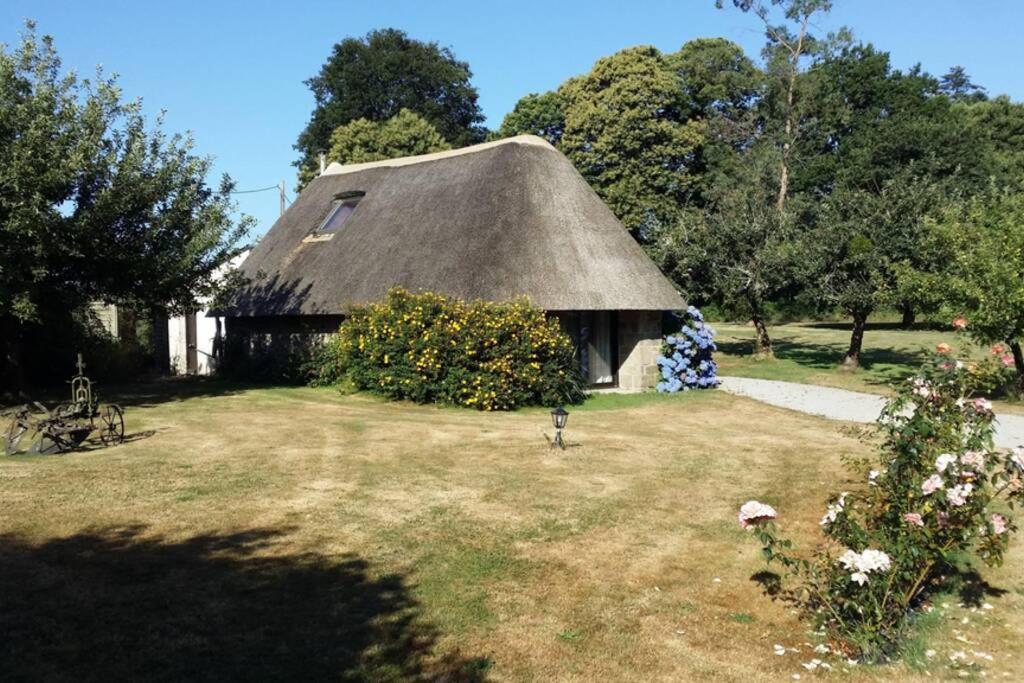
left=842, top=310, right=869, bottom=369
left=1011, top=341, right=1024, bottom=396
left=900, top=305, right=916, bottom=330
left=752, top=314, right=774, bottom=358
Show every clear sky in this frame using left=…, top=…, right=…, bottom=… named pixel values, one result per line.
left=3, top=0, right=1022, bottom=238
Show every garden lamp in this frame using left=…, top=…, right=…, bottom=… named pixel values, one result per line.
left=550, top=406, right=569, bottom=450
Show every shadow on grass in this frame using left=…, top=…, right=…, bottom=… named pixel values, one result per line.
left=717, top=337, right=928, bottom=386
left=0, top=526, right=490, bottom=681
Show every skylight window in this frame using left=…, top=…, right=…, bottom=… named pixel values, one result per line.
left=315, top=193, right=363, bottom=236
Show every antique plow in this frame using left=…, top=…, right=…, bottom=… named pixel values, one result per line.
left=3, top=355, right=124, bottom=455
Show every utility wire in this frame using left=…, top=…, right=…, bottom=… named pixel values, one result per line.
left=230, top=184, right=280, bottom=195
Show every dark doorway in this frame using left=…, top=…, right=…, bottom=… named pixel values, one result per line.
left=553, top=311, right=619, bottom=387
left=185, top=313, right=198, bottom=375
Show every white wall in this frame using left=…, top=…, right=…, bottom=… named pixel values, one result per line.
left=166, top=251, right=248, bottom=376
left=168, top=312, right=225, bottom=376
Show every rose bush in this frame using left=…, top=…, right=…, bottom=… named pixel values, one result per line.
left=740, top=341, right=1023, bottom=660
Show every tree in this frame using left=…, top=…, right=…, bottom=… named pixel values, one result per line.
left=295, top=28, right=484, bottom=176
left=668, top=38, right=763, bottom=205
left=798, top=44, right=986, bottom=367
left=295, top=110, right=452, bottom=185
left=494, top=91, right=567, bottom=146
left=939, top=65, right=987, bottom=103
left=0, top=25, right=249, bottom=387
left=655, top=144, right=804, bottom=354
left=712, top=0, right=834, bottom=356
left=929, top=191, right=1024, bottom=391
left=717, top=0, right=834, bottom=214
left=558, top=46, right=705, bottom=239
left=962, top=95, right=1024, bottom=186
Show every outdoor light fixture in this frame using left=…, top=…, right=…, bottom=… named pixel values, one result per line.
left=550, top=406, right=569, bottom=450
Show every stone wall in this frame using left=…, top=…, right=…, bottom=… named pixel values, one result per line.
left=617, top=310, right=663, bottom=392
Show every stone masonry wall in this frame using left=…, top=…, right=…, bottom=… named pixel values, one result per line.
left=617, top=310, right=663, bottom=392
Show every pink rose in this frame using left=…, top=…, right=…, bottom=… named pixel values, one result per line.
left=991, top=513, right=1008, bottom=535
left=936, top=342, right=952, bottom=354
left=973, top=398, right=993, bottom=413
left=991, top=343, right=1006, bottom=355
left=903, top=513, right=925, bottom=527
left=738, top=500, right=777, bottom=530
left=1002, top=353, right=1015, bottom=367
left=960, top=451, right=985, bottom=469
left=922, top=474, right=944, bottom=496
left=952, top=316, right=968, bottom=330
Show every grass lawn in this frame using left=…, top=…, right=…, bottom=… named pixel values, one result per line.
left=3, top=381, right=1023, bottom=680
left=714, top=320, right=1024, bottom=415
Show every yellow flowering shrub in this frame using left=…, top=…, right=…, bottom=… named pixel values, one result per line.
left=315, top=288, right=585, bottom=410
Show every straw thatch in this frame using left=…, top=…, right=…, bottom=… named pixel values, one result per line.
left=221, top=135, right=685, bottom=316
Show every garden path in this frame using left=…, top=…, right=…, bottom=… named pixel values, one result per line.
left=718, top=376, right=1024, bottom=449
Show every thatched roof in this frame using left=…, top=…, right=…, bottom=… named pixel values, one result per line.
left=221, top=135, right=685, bottom=316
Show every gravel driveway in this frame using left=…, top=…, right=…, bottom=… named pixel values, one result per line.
left=718, top=376, right=1024, bottom=449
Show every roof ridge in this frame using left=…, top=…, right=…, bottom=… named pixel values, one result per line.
left=320, top=135, right=554, bottom=176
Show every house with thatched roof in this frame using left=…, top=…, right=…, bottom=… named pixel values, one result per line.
left=220, top=135, right=685, bottom=390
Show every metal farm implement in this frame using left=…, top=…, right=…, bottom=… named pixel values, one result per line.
left=3, top=355, right=125, bottom=455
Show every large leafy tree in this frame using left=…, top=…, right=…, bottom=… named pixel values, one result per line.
left=798, top=44, right=986, bottom=367
left=708, top=0, right=833, bottom=355
left=0, top=25, right=249, bottom=386
left=295, top=28, right=484, bottom=177
left=962, top=95, right=1024, bottom=186
left=494, top=91, right=567, bottom=146
left=927, top=191, right=1024, bottom=391
left=558, top=46, right=705, bottom=239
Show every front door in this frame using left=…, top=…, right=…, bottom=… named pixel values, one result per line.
left=185, top=312, right=198, bottom=375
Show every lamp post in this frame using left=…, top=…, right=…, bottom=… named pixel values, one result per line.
left=550, top=406, right=569, bottom=450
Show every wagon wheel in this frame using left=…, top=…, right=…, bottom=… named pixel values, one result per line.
left=99, top=405, right=125, bottom=446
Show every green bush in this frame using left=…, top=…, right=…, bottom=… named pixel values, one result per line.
left=315, top=288, right=585, bottom=410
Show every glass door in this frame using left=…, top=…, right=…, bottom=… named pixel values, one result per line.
left=582, top=311, right=616, bottom=386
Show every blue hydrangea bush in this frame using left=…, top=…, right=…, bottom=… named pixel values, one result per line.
left=656, top=306, right=720, bottom=392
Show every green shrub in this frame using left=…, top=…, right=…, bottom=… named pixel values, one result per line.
left=316, top=288, right=585, bottom=410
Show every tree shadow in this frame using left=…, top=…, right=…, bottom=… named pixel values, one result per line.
left=717, top=336, right=928, bottom=386
left=108, top=376, right=283, bottom=409
left=0, top=526, right=490, bottom=681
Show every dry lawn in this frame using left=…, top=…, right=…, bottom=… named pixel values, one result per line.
left=2, top=382, right=1023, bottom=681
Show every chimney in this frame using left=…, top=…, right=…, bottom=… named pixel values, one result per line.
left=318, top=152, right=326, bottom=175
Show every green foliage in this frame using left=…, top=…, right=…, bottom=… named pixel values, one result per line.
left=924, top=191, right=1024, bottom=388
left=316, top=288, right=585, bottom=410
left=297, top=110, right=451, bottom=186
left=558, top=46, right=705, bottom=238
left=795, top=43, right=986, bottom=363
left=0, top=24, right=249, bottom=387
left=295, top=28, right=484, bottom=173
left=494, top=91, right=567, bottom=146
left=962, top=95, right=1024, bottom=186
left=743, top=348, right=1023, bottom=659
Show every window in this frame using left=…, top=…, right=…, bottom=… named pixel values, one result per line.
left=314, top=193, right=363, bottom=236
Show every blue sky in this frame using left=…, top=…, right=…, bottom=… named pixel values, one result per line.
left=3, top=1, right=1022, bottom=238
